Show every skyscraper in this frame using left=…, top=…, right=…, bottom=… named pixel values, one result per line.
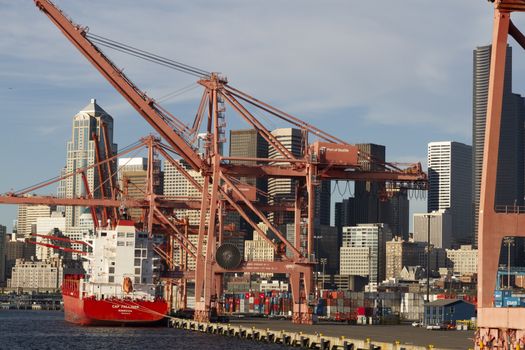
left=229, top=129, right=269, bottom=189
left=341, top=143, right=409, bottom=239
left=229, top=129, right=269, bottom=233
left=268, top=128, right=303, bottom=225
left=64, top=99, right=117, bottom=228
left=267, top=128, right=331, bottom=225
left=473, top=45, right=525, bottom=246
left=428, top=141, right=472, bottom=245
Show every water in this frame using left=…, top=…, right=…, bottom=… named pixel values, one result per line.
left=0, top=310, right=288, bottom=350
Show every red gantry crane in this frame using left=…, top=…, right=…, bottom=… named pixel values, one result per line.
left=18, top=0, right=428, bottom=324
left=474, top=1, right=525, bottom=348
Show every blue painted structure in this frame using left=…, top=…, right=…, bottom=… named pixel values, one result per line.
left=423, top=299, right=475, bottom=326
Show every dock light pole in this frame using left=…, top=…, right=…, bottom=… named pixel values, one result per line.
left=320, top=258, right=327, bottom=289
left=503, top=237, right=515, bottom=288
left=424, top=214, right=432, bottom=303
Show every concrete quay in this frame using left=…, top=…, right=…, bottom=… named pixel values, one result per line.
left=169, top=317, right=475, bottom=350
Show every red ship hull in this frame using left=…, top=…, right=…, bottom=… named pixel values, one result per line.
left=62, top=275, right=168, bottom=326
left=63, top=294, right=169, bottom=326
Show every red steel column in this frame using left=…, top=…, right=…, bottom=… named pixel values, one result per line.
left=478, top=8, right=508, bottom=311
left=476, top=7, right=525, bottom=349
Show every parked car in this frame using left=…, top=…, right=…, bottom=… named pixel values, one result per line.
left=426, top=324, right=441, bottom=330
left=412, top=321, right=421, bottom=327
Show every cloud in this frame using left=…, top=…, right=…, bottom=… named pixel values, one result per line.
left=0, top=0, right=510, bottom=227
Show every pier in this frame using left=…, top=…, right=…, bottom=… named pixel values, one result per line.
left=169, top=317, right=474, bottom=350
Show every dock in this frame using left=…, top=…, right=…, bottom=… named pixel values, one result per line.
left=169, top=317, right=474, bottom=350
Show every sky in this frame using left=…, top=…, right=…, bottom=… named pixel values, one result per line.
left=0, top=0, right=522, bottom=231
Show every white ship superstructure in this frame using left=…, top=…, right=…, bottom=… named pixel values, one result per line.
left=82, top=220, right=161, bottom=301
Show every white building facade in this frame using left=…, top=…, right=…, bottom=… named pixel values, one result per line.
left=8, top=258, right=63, bottom=292
left=427, top=141, right=472, bottom=245
left=339, top=223, right=392, bottom=284
left=35, top=212, right=66, bottom=260
left=244, top=222, right=275, bottom=262
left=446, top=245, right=478, bottom=275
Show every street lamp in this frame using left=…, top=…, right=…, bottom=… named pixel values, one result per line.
left=503, top=237, right=515, bottom=289
left=423, top=214, right=433, bottom=303
left=320, top=258, right=327, bottom=289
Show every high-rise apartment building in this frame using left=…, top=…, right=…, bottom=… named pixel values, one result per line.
left=473, top=45, right=525, bottom=246
left=428, top=141, right=472, bottom=245
left=64, top=99, right=117, bottom=228
left=339, top=223, right=392, bottom=284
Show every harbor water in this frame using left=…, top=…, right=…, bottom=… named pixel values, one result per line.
left=0, top=310, right=288, bottom=350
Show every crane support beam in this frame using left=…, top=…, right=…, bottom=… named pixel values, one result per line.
left=494, top=0, right=525, bottom=11
left=31, top=0, right=430, bottom=326
left=475, top=4, right=525, bottom=348
left=214, top=261, right=312, bottom=274
left=34, top=0, right=204, bottom=171
left=0, top=195, right=198, bottom=210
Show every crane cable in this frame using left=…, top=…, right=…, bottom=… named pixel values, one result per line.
left=86, top=33, right=211, bottom=79
left=9, top=139, right=144, bottom=196
left=157, top=82, right=200, bottom=103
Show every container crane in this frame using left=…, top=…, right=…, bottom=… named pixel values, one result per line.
left=31, top=0, right=427, bottom=324
left=475, top=1, right=525, bottom=348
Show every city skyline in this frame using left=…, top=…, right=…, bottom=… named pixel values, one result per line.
left=0, top=1, right=510, bottom=228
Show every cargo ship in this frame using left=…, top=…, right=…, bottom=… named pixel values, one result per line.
left=62, top=220, right=168, bottom=326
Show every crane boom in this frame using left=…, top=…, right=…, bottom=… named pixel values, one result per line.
left=32, top=0, right=428, bottom=324
left=34, top=0, right=204, bottom=171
